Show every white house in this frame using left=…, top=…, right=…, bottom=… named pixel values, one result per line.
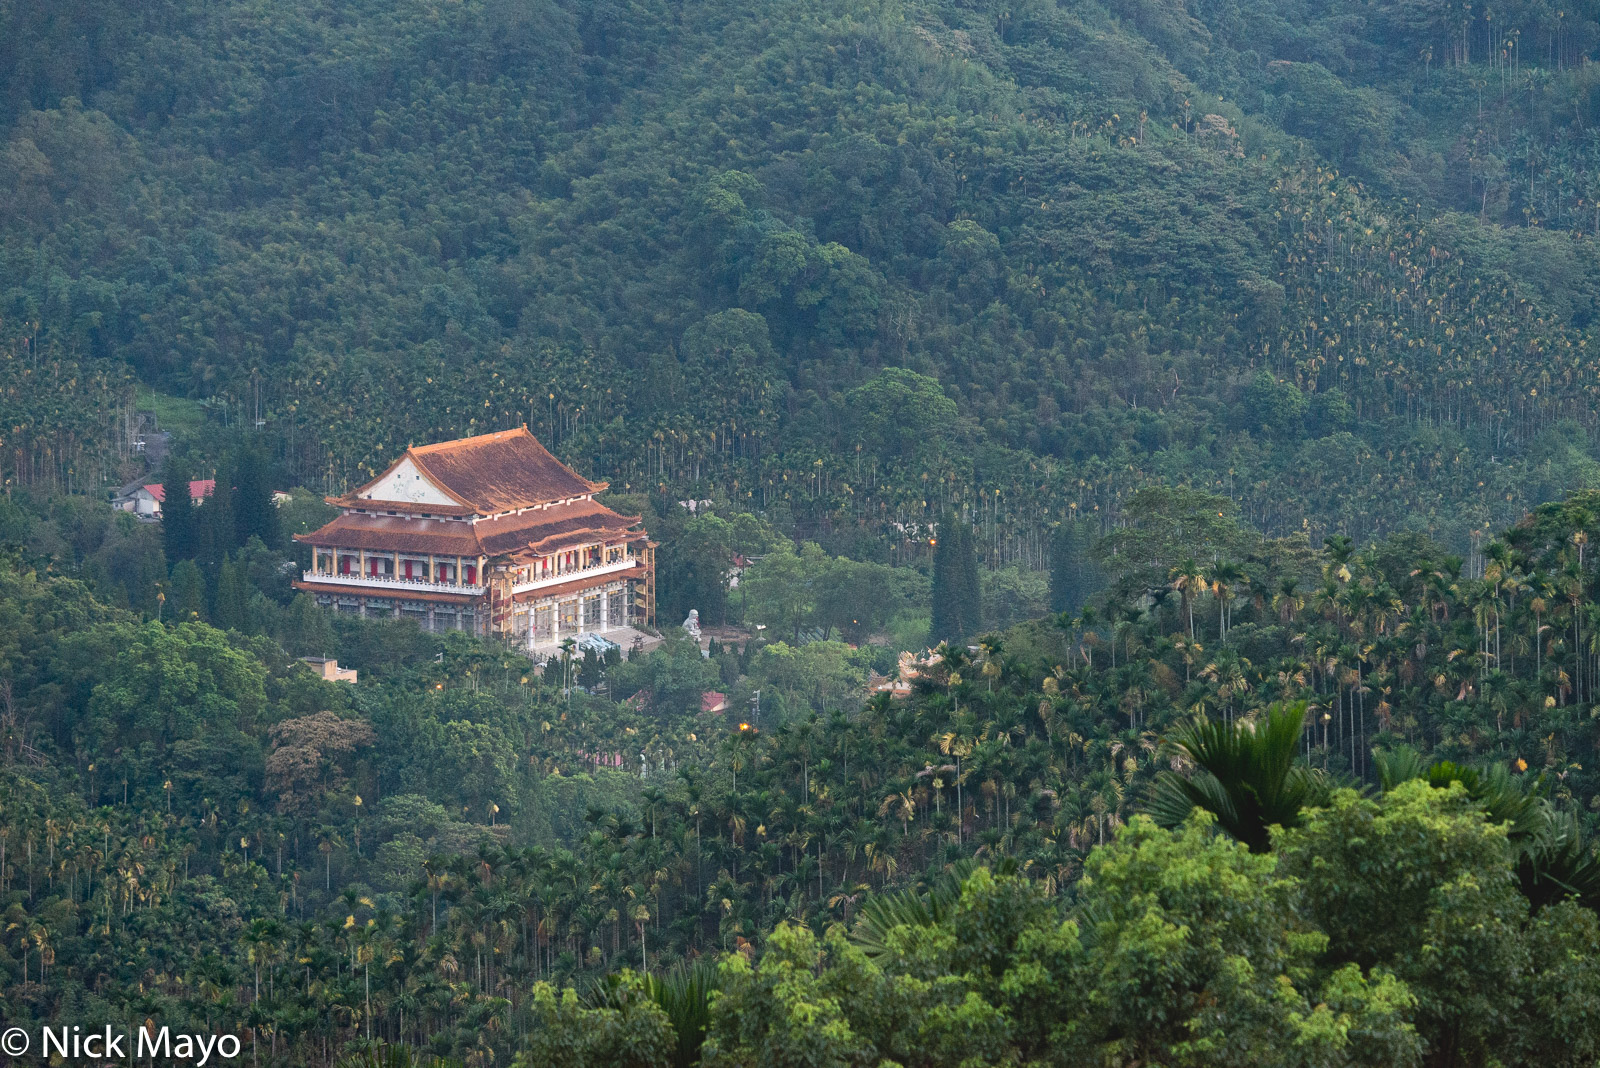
left=111, top=479, right=215, bottom=519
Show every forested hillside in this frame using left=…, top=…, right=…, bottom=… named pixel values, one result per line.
left=14, top=0, right=1600, bottom=1064
left=8, top=477, right=1600, bottom=1066
left=10, top=0, right=1600, bottom=549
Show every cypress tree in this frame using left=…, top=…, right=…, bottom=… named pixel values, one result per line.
left=958, top=522, right=981, bottom=636
left=198, top=452, right=237, bottom=571
left=284, top=592, right=333, bottom=655
left=161, top=457, right=199, bottom=562
left=169, top=558, right=208, bottom=622
left=930, top=514, right=981, bottom=644
left=213, top=555, right=250, bottom=632
left=234, top=447, right=280, bottom=549
left=1049, top=520, right=1102, bottom=616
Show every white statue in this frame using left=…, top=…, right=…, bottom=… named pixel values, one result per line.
left=682, top=609, right=702, bottom=639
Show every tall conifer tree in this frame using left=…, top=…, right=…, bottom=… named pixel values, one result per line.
left=1049, top=520, right=1102, bottom=616
left=198, top=452, right=236, bottom=572
left=213, top=555, right=249, bottom=632
left=161, top=458, right=199, bottom=563
left=284, top=593, right=333, bottom=655
left=168, top=558, right=207, bottom=622
left=234, top=447, right=279, bottom=549
left=931, top=514, right=981, bottom=644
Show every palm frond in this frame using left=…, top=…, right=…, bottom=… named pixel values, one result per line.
left=1380, top=751, right=1600, bottom=914
left=1372, top=745, right=1428, bottom=790
left=1465, top=763, right=1549, bottom=844
left=1519, top=810, right=1600, bottom=914
left=1141, top=702, right=1318, bottom=853
left=585, top=960, right=719, bottom=1068
left=1146, top=767, right=1239, bottom=833
left=849, top=860, right=973, bottom=960
left=646, top=961, right=719, bottom=1068
left=1388, top=756, right=1550, bottom=845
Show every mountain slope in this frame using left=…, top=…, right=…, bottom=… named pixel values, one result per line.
left=5, top=0, right=1600, bottom=550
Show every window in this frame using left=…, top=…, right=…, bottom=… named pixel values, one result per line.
left=465, top=564, right=477, bottom=584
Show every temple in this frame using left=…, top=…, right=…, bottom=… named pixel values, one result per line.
left=293, top=427, right=655, bottom=651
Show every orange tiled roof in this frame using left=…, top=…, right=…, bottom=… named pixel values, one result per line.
left=482, top=499, right=642, bottom=556
left=324, top=497, right=480, bottom=516
left=146, top=479, right=216, bottom=503
left=333, top=427, right=605, bottom=514
left=295, top=514, right=484, bottom=554
left=296, top=498, right=646, bottom=558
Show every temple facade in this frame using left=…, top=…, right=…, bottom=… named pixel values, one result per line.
left=293, top=427, right=655, bottom=650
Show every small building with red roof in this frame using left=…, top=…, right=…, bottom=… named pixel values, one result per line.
left=112, top=479, right=215, bottom=519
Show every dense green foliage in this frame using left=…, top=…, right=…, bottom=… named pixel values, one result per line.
left=14, top=0, right=1600, bottom=552
left=6, top=477, right=1600, bottom=1063
left=15, top=0, right=1600, bottom=1061
left=700, top=797, right=1600, bottom=1068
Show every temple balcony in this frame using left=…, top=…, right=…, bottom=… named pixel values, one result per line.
left=512, top=555, right=639, bottom=595
left=301, top=571, right=485, bottom=595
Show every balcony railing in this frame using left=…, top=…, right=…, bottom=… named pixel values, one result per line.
left=301, top=571, right=484, bottom=595
left=512, top=556, right=638, bottom=595
left=301, top=555, right=638, bottom=598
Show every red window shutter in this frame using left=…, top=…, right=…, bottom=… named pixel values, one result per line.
left=404, top=560, right=414, bottom=579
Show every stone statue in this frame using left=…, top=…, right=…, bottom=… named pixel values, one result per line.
left=682, top=608, right=702, bottom=639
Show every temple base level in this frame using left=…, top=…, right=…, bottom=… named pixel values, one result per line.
left=310, top=592, right=657, bottom=658
left=315, top=594, right=487, bottom=634
left=525, top=625, right=661, bottom=662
